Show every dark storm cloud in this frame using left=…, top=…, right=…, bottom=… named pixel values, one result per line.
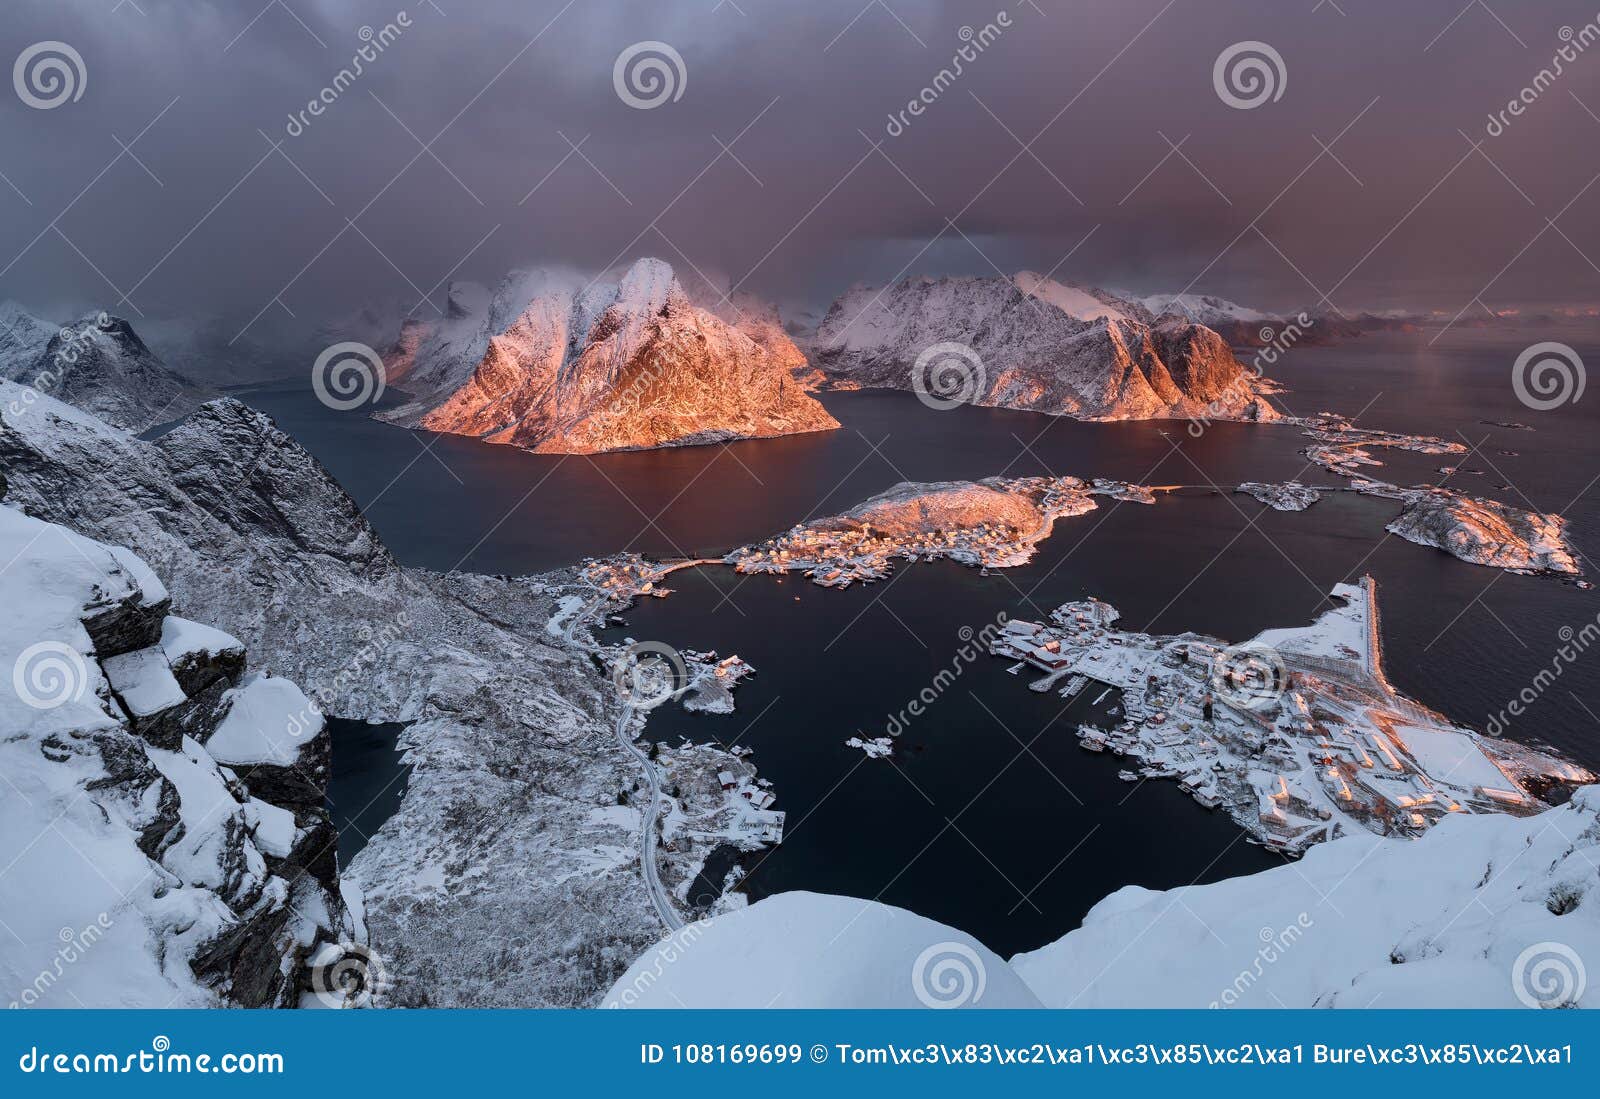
left=2, top=0, right=1598, bottom=336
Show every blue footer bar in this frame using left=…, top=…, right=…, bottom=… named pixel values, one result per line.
left=4, top=1010, right=1594, bottom=1095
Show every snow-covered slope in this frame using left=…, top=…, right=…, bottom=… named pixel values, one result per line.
left=0, top=499, right=356, bottom=1007
left=813, top=273, right=1277, bottom=422
left=2, top=311, right=215, bottom=432
left=606, top=892, right=1041, bottom=1008
left=0, top=380, right=765, bottom=1006
left=1016, top=273, right=1149, bottom=324
left=1014, top=787, right=1599, bottom=1008
left=1137, top=291, right=1272, bottom=328
left=379, top=258, right=837, bottom=453
left=0, top=301, right=60, bottom=378
left=608, top=789, right=1597, bottom=1009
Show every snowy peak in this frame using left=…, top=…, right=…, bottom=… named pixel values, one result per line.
left=2, top=310, right=215, bottom=432
left=814, top=273, right=1278, bottom=422
left=380, top=257, right=838, bottom=454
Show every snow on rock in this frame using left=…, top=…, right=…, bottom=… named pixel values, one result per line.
left=605, top=892, right=1041, bottom=1008
left=378, top=257, right=838, bottom=454
left=160, top=615, right=246, bottom=695
left=0, top=501, right=353, bottom=1007
left=101, top=645, right=187, bottom=719
left=1012, top=787, right=1600, bottom=1008
left=204, top=673, right=323, bottom=767
left=812, top=273, right=1278, bottom=422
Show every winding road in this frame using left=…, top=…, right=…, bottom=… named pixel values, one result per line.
left=558, top=591, right=685, bottom=932
left=614, top=703, right=684, bottom=931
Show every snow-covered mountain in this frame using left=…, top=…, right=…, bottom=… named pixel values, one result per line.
left=378, top=257, right=838, bottom=454
left=0, top=494, right=358, bottom=1007
left=0, top=380, right=766, bottom=1006
left=0, top=301, right=60, bottom=377
left=813, top=273, right=1278, bottom=422
left=608, top=789, right=1598, bottom=1009
left=1, top=306, right=215, bottom=431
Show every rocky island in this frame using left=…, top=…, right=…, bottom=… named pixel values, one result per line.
left=811, top=272, right=1280, bottom=422
left=379, top=258, right=838, bottom=454
left=726, top=475, right=1157, bottom=588
left=989, top=578, right=1591, bottom=853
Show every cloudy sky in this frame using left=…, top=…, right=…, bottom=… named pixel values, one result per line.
left=2, top=0, right=1598, bottom=337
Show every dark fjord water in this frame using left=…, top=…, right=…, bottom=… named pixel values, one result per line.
left=246, top=330, right=1598, bottom=955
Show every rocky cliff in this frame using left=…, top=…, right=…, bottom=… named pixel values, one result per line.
left=0, top=492, right=357, bottom=1007
left=0, top=380, right=761, bottom=1006
left=378, top=258, right=838, bottom=454
left=813, top=273, right=1277, bottom=421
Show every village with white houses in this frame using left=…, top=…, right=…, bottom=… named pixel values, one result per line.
left=989, top=578, right=1593, bottom=854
